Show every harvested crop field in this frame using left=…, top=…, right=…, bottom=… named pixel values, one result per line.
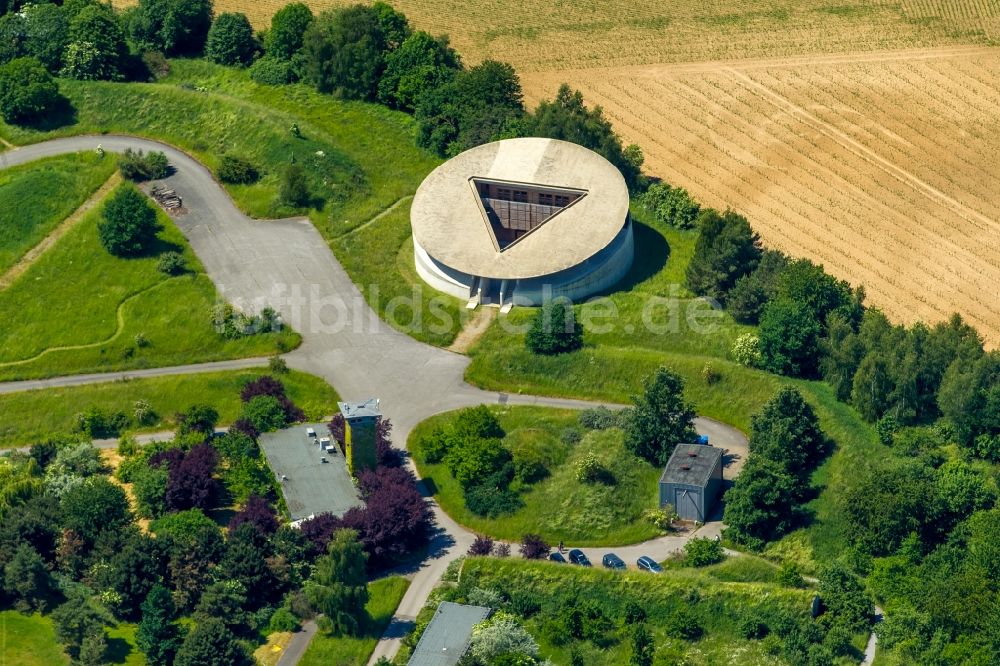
left=119, top=1, right=1000, bottom=71
left=523, top=45, right=1000, bottom=342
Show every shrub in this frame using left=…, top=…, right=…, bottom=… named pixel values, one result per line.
left=217, top=155, right=260, bottom=184
left=0, top=56, right=63, bottom=124
left=249, top=55, right=298, bottom=85
left=778, top=562, right=805, bottom=588
left=493, top=543, right=511, bottom=558
left=560, top=428, right=582, bottom=445
left=644, top=505, right=678, bottom=531
left=279, top=163, right=310, bottom=207
left=468, top=535, right=495, bottom=556
left=701, top=362, right=721, bottom=385
left=205, top=13, right=256, bottom=66
left=518, top=534, right=549, bottom=560
left=157, top=251, right=186, bottom=275
left=176, top=404, right=219, bottom=436
left=579, top=407, right=618, bottom=430
left=99, top=185, right=162, bottom=256
left=526, top=300, right=583, bottom=355
left=663, top=606, right=702, bottom=639
left=574, top=452, right=605, bottom=483
left=241, top=395, right=288, bottom=433
left=268, top=606, right=299, bottom=633
left=118, top=148, right=170, bottom=181
left=683, top=537, right=724, bottom=567
left=732, top=333, right=763, bottom=367
left=268, top=355, right=289, bottom=374
left=75, top=407, right=129, bottom=438
left=464, top=484, right=522, bottom=518
left=640, top=182, right=700, bottom=229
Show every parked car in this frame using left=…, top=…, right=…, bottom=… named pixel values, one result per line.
left=637, top=556, right=663, bottom=574
left=602, top=553, right=626, bottom=570
left=568, top=549, right=591, bottom=566
left=549, top=552, right=566, bottom=563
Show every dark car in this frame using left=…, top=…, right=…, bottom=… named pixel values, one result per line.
left=549, top=552, right=566, bottom=563
left=602, top=553, right=626, bottom=570
left=637, top=556, right=663, bottom=574
left=568, top=549, right=591, bottom=566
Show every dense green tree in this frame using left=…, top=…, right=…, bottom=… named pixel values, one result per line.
left=265, top=2, right=313, bottom=59
left=727, top=249, right=789, bottom=324
left=62, top=4, right=127, bottom=80
left=2, top=543, right=55, bottom=612
left=98, top=185, right=161, bottom=257
left=445, top=437, right=512, bottom=489
left=23, top=2, right=69, bottom=73
left=51, top=591, right=108, bottom=661
left=938, top=351, right=1000, bottom=446
left=174, top=617, right=252, bottom=666
left=685, top=209, right=762, bottom=304
left=60, top=476, right=131, bottom=545
left=841, top=459, right=940, bottom=555
left=137, top=584, right=180, bottom=666
left=758, top=297, right=822, bottom=377
left=128, top=0, right=214, bottom=56
left=935, top=460, right=995, bottom=525
left=132, top=466, right=168, bottom=519
left=850, top=349, right=896, bottom=422
left=194, top=580, right=249, bottom=632
left=222, top=523, right=277, bottom=607
left=623, top=367, right=697, bottom=466
left=453, top=405, right=505, bottom=441
left=302, top=5, right=387, bottom=99
left=177, top=403, right=219, bottom=436
left=0, top=14, right=27, bottom=65
left=819, top=312, right=864, bottom=401
left=415, top=59, right=524, bottom=156
left=776, top=259, right=860, bottom=326
left=377, top=30, right=459, bottom=111
left=749, top=387, right=828, bottom=481
left=78, top=629, right=108, bottom=666
left=722, top=455, right=802, bottom=549
left=527, top=84, right=644, bottom=190
left=307, top=529, right=369, bottom=636
left=0, top=494, right=61, bottom=563
left=100, top=533, right=163, bottom=619
left=0, top=56, right=63, bottom=124
left=205, top=12, right=256, bottom=66
left=371, top=0, right=410, bottom=49
left=525, top=300, right=583, bottom=355
left=241, top=394, right=288, bottom=433
left=818, top=562, right=874, bottom=633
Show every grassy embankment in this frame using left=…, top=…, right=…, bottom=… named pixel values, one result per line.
left=0, top=369, right=337, bottom=448
left=298, top=576, right=410, bottom=666
left=0, top=60, right=463, bottom=346
left=410, top=406, right=662, bottom=546
left=464, top=207, right=882, bottom=567
left=0, top=186, right=297, bottom=382
left=0, top=152, right=115, bottom=275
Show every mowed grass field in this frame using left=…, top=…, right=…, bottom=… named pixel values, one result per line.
left=128, top=0, right=1000, bottom=71
left=0, top=369, right=337, bottom=447
left=0, top=152, right=115, bottom=276
left=0, top=185, right=296, bottom=381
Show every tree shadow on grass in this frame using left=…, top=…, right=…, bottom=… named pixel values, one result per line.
left=27, top=97, right=77, bottom=132
left=104, top=636, right=133, bottom=665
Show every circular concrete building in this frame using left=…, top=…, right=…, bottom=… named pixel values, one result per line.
left=411, top=137, right=633, bottom=308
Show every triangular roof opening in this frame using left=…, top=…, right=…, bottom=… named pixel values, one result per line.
left=471, top=177, right=588, bottom=252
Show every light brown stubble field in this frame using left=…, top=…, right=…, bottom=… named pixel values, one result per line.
left=115, top=0, right=1000, bottom=340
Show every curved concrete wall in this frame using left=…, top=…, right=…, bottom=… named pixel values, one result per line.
left=414, top=216, right=634, bottom=306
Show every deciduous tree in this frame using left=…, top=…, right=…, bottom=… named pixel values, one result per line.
left=306, top=529, right=368, bottom=636
left=0, top=56, right=63, bottom=124
left=99, top=185, right=161, bottom=257
left=623, top=367, right=697, bottom=466
left=205, top=12, right=256, bottom=66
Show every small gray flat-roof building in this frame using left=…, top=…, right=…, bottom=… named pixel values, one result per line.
left=408, top=601, right=491, bottom=666
left=659, top=444, right=724, bottom=522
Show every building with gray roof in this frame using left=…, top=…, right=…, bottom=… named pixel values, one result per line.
left=407, top=601, right=491, bottom=666
left=659, top=443, right=724, bottom=522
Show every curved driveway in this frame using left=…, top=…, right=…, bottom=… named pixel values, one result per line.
left=0, top=136, right=748, bottom=664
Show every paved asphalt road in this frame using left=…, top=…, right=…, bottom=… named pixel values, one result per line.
left=0, top=137, right=764, bottom=665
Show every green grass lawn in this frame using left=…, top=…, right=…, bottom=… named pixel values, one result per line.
left=0, top=151, right=115, bottom=275
left=0, top=369, right=337, bottom=448
left=456, top=557, right=817, bottom=665
left=410, top=406, right=663, bottom=546
left=0, top=185, right=297, bottom=382
left=298, top=576, right=410, bottom=666
left=0, top=611, right=68, bottom=666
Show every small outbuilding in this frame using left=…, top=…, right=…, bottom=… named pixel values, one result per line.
left=659, top=443, right=724, bottom=522
left=408, top=601, right=491, bottom=666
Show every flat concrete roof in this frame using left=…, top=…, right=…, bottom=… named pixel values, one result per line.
left=338, top=398, right=380, bottom=419
left=660, top=444, right=724, bottom=487
left=408, top=602, right=491, bottom=666
left=259, top=423, right=363, bottom=521
left=411, top=138, right=630, bottom=280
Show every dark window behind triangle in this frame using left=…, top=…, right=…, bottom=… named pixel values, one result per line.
left=473, top=177, right=587, bottom=251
